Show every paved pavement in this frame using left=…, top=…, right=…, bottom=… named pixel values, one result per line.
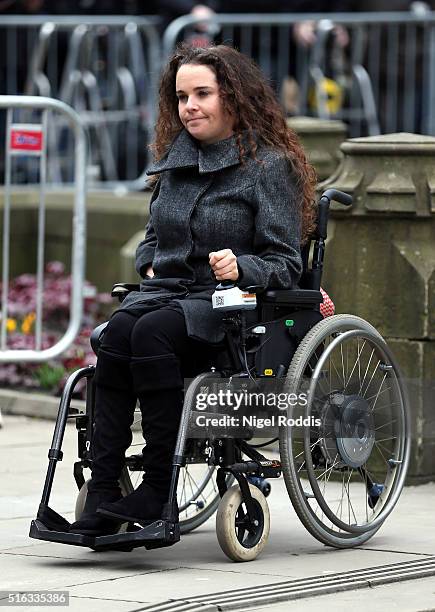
left=1, top=414, right=435, bottom=612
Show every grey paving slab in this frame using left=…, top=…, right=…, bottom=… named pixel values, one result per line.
left=65, top=567, right=285, bottom=604
left=0, top=552, right=178, bottom=594
left=65, top=598, right=145, bottom=612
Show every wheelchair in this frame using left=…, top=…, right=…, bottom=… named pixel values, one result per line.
left=29, top=189, right=411, bottom=561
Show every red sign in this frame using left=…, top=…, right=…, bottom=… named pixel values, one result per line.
left=10, top=127, right=43, bottom=153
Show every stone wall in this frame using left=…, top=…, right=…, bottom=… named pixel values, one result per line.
left=321, top=133, right=435, bottom=483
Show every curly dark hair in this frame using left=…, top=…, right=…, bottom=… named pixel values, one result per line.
left=152, top=44, right=317, bottom=243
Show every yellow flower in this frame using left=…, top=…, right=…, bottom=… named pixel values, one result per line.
left=6, top=318, right=17, bottom=333
left=21, top=312, right=36, bottom=335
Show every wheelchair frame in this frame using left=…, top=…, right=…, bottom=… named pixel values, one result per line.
left=29, top=189, right=411, bottom=559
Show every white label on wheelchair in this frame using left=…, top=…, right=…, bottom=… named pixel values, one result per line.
left=212, top=286, right=257, bottom=311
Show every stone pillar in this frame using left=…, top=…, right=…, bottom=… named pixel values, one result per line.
left=287, top=116, right=347, bottom=181
left=321, top=133, right=435, bottom=483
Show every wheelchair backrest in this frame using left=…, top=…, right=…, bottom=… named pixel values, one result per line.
left=298, top=242, right=322, bottom=291
left=298, top=188, right=352, bottom=291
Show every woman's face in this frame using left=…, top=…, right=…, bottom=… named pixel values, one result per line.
left=176, top=64, right=234, bottom=145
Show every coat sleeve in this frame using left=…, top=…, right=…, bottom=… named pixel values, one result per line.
left=236, top=154, right=303, bottom=291
left=135, top=181, right=160, bottom=279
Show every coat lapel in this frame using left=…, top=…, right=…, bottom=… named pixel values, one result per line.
left=147, top=130, right=242, bottom=175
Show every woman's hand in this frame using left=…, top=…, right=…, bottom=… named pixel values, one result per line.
left=209, top=249, right=239, bottom=282
left=145, top=265, right=154, bottom=278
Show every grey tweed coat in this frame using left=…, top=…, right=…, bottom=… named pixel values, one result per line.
left=119, top=129, right=303, bottom=344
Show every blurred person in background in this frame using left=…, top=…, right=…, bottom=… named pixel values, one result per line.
left=284, top=1, right=360, bottom=116
left=140, top=1, right=217, bottom=37
left=290, top=0, right=358, bottom=49
left=209, top=1, right=358, bottom=115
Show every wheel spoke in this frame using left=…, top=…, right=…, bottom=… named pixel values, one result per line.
left=365, top=381, right=394, bottom=408
left=336, top=470, right=345, bottom=522
left=365, top=376, right=389, bottom=403
left=344, top=339, right=367, bottom=393
left=186, top=468, right=196, bottom=503
left=362, top=358, right=381, bottom=397
left=359, top=348, right=375, bottom=395
left=362, top=465, right=369, bottom=522
left=316, top=454, right=340, bottom=481
left=375, top=436, right=397, bottom=444
left=329, top=351, right=345, bottom=387
left=340, top=343, right=346, bottom=388
left=181, top=468, right=188, bottom=513
left=376, top=439, right=396, bottom=455
left=374, top=442, right=390, bottom=467
left=374, top=419, right=397, bottom=431
left=343, top=469, right=357, bottom=525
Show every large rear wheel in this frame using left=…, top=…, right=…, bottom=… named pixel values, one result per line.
left=280, top=315, right=410, bottom=548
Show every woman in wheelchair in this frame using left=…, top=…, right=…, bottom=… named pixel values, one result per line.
left=69, top=43, right=318, bottom=536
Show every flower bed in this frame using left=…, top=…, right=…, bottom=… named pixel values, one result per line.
left=0, top=262, right=113, bottom=397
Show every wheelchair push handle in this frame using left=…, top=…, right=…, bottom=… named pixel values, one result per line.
left=321, top=189, right=353, bottom=207
left=317, top=189, right=352, bottom=240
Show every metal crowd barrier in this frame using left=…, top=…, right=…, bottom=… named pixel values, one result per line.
left=163, top=10, right=435, bottom=137
left=0, top=16, right=161, bottom=190
left=1, top=12, right=434, bottom=188
left=0, top=96, right=87, bottom=363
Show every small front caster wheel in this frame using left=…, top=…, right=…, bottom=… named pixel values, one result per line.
left=216, top=484, right=270, bottom=562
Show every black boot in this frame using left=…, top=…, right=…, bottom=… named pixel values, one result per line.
left=69, top=488, right=123, bottom=536
left=70, top=349, right=137, bottom=535
left=97, top=481, right=168, bottom=524
left=97, top=374, right=184, bottom=525
left=88, top=349, right=137, bottom=490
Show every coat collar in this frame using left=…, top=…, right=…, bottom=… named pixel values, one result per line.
left=147, top=129, right=243, bottom=175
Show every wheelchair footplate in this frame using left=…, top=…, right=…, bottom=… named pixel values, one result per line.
left=29, top=504, right=180, bottom=552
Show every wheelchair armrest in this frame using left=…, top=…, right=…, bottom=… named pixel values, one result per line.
left=111, top=283, right=140, bottom=302
left=90, top=321, right=109, bottom=356
left=262, top=289, right=323, bottom=306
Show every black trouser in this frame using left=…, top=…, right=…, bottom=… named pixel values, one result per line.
left=90, top=305, right=217, bottom=495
